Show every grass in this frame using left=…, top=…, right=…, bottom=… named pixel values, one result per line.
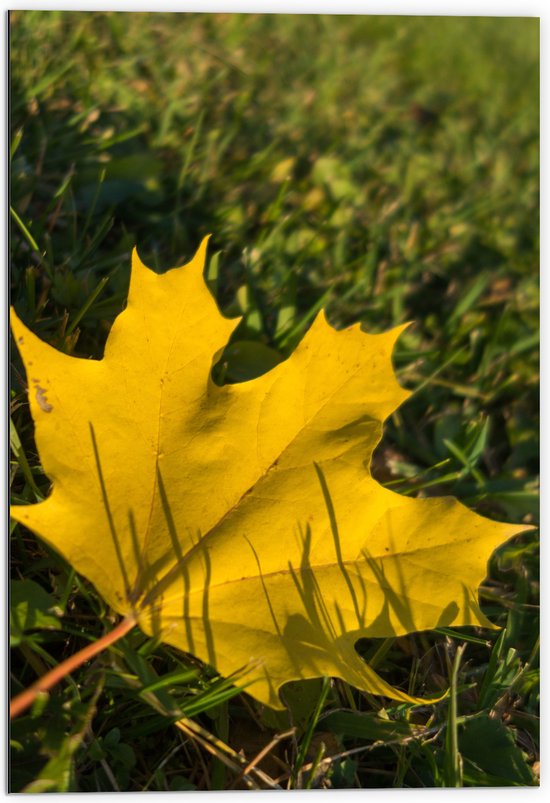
left=9, top=10, right=539, bottom=791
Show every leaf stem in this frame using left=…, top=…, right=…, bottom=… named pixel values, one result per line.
left=10, top=614, right=136, bottom=720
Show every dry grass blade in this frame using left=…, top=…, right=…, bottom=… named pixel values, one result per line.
left=229, top=727, right=296, bottom=789
left=174, top=716, right=282, bottom=790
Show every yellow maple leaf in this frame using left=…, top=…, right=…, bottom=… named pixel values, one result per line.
left=10, top=239, right=528, bottom=709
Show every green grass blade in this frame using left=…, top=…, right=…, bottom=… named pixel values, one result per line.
left=443, top=644, right=465, bottom=787
left=65, top=276, right=109, bottom=336
left=10, top=206, right=40, bottom=252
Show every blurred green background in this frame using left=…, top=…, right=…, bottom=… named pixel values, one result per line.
left=10, top=11, right=539, bottom=791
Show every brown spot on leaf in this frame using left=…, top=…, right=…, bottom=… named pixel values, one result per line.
left=35, top=385, right=53, bottom=413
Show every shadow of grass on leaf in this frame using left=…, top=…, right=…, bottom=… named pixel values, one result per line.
left=90, top=424, right=467, bottom=703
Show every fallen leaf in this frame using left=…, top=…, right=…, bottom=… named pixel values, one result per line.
left=10, top=238, right=530, bottom=709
